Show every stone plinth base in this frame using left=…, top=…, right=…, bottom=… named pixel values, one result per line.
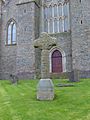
left=37, top=79, right=54, bottom=100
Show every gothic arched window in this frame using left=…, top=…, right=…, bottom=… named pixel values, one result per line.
left=43, top=0, right=70, bottom=33
left=7, top=20, right=16, bottom=45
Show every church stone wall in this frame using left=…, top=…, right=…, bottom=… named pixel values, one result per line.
left=0, top=0, right=90, bottom=79
left=16, top=1, right=40, bottom=79
left=0, top=0, right=17, bottom=79
left=0, top=0, right=40, bottom=79
left=70, top=0, right=90, bottom=78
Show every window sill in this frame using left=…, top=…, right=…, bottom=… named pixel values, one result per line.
left=48, top=31, right=71, bottom=35
left=5, top=43, right=17, bottom=46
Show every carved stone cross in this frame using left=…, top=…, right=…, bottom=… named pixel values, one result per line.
left=34, top=32, right=57, bottom=100
left=34, top=32, right=56, bottom=79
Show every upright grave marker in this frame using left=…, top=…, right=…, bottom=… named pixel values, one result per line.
left=34, top=32, right=56, bottom=100
left=68, top=69, right=80, bottom=82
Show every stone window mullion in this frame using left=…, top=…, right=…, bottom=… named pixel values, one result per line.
left=41, top=6, right=44, bottom=32
left=52, top=6, right=54, bottom=33
left=11, top=23, right=13, bottom=44
left=57, top=5, right=59, bottom=33
left=7, top=23, right=12, bottom=45
left=62, top=4, right=64, bottom=32
left=48, top=19, right=50, bottom=33
left=67, top=2, right=70, bottom=31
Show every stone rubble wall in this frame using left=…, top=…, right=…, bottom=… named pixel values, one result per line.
left=0, top=0, right=89, bottom=79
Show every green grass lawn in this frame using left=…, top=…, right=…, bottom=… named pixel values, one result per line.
left=0, top=79, right=90, bottom=120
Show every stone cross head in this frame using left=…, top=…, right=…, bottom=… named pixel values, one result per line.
left=34, top=32, right=56, bottom=50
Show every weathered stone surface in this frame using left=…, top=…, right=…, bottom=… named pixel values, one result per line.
left=0, top=0, right=40, bottom=79
left=68, top=69, right=79, bottom=82
left=34, top=32, right=56, bottom=50
left=37, top=79, right=54, bottom=100
left=18, top=0, right=40, bottom=4
left=70, top=0, right=90, bottom=73
left=0, top=0, right=90, bottom=79
left=34, top=32, right=56, bottom=100
left=34, top=32, right=56, bottom=79
left=41, top=50, right=49, bottom=79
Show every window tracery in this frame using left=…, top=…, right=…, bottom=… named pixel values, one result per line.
left=43, top=0, right=70, bottom=33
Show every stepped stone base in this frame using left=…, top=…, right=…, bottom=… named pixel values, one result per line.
left=37, top=79, right=54, bottom=100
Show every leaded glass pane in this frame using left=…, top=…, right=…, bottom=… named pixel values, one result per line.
left=44, top=7, right=48, bottom=19
left=49, top=6, right=52, bottom=18
left=58, top=4, right=62, bottom=16
left=7, top=21, right=16, bottom=45
left=64, top=17, right=68, bottom=31
left=12, top=24, right=16, bottom=44
left=54, top=5, right=57, bottom=17
left=59, top=19, right=63, bottom=32
left=54, top=19, right=58, bottom=33
left=44, top=20, right=48, bottom=32
left=8, top=24, right=12, bottom=44
left=63, top=3, right=68, bottom=16
left=49, top=19, right=53, bottom=33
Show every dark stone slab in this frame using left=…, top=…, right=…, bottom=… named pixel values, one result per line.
left=56, top=83, right=74, bottom=87
left=68, top=69, right=79, bottom=82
